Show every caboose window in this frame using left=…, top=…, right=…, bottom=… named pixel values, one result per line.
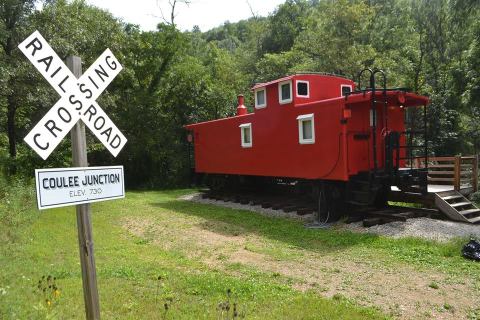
left=296, top=80, right=309, bottom=98
left=255, top=88, right=266, bottom=108
left=296, top=114, right=315, bottom=144
left=341, top=84, right=352, bottom=96
left=239, top=123, right=252, bottom=148
left=279, top=80, right=293, bottom=104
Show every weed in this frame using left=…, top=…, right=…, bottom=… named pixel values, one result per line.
left=332, top=293, right=345, bottom=301
left=217, top=288, right=246, bottom=319
left=34, top=274, right=61, bottom=312
left=444, top=303, right=454, bottom=311
left=468, top=308, right=480, bottom=319
left=155, top=275, right=174, bottom=319
left=217, top=254, right=229, bottom=261
left=428, top=282, right=439, bottom=289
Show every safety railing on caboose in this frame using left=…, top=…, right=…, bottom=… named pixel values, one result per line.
left=414, top=156, right=479, bottom=192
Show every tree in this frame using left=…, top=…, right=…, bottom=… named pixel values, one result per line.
left=263, top=0, right=310, bottom=54
left=0, top=0, right=35, bottom=164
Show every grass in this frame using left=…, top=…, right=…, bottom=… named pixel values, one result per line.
left=160, top=197, right=479, bottom=278
left=1, top=189, right=386, bottom=319
left=2, top=188, right=480, bottom=319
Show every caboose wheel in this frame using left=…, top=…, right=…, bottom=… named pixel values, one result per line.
left=317, top=182, right=346, bottom=223
left=206, top=174, right=227, bottom=192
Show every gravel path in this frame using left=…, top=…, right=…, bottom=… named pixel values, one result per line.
left=180, top=193, right=480, bottom=242
left=343, top=218, right=480, bottom=242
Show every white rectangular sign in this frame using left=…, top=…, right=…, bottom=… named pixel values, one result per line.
left=35, top=166, right=125, bottom=210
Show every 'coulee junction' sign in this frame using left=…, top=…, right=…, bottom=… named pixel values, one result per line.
left=36, top=166, right=125, bottom=210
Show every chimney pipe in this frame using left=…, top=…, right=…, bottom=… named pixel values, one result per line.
left=236, top=94, right=247, bottom=116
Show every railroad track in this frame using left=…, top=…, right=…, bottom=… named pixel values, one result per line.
left=201, top=191, right=317, bottom=216
left=200, top=190, right=443, bottom=227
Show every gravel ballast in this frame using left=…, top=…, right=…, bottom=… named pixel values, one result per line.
left=179, top=193, right=314, bottom=221
left=343, top=218, right=480, bottom=242
left=181, top=193, right=480, bottom=242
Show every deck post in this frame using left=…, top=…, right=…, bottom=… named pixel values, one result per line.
left=454, top=155, right=461, bottom=191
left=473, top=154, right=478, bottom=192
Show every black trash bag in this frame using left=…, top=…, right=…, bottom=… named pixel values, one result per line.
left=462, top=239, right=480, bottom=261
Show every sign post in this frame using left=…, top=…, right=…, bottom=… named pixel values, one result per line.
left=18, top=30, right=128, bottom=320
left=67, top=56, right=100, bottom=320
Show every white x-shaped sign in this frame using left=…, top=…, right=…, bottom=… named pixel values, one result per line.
left=19, top=31, right=127, bottom=160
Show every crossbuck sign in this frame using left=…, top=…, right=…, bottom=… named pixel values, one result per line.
left=19, top=31, right=127, bottom=159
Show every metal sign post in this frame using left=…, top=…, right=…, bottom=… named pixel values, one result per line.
left=67, top=56, right=100, bottom=319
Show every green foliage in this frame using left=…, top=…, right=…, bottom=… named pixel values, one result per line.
left=0, top=172, right=37, bottom=243
left=0, top=190, right=388, bottom=319
left=2, top=0, right=480, bottom=186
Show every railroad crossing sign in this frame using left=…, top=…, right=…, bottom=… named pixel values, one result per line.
left=18, top=30, right=129, bottom=320
left=19, top=30, right=127, bottom=160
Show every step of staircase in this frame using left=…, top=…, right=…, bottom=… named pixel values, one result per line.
left=434, top=191, right=480, bottom=224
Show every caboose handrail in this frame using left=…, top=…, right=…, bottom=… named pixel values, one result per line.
left=357, top=68, right=374, bottom=91
left=414, top=155, right=479, bottom=192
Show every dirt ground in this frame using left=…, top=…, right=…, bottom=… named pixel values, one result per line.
left=122, top=216, right=479, bottom=319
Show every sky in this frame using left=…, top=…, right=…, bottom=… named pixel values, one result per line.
left=84, top=0, right=287, bottom=32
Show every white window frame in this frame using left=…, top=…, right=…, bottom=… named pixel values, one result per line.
left=296, top=80, right=310, bottom=98
left=278, top=80, right=293, bottom=104
left=254, top=88, right=267, bottom=109
left=239, top=123, right=252, bottom=148
left=296, top=114, right=315, bottom=144
left=341, top=84, right=353, bottom=97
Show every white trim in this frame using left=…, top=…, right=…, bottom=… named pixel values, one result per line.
left=254, top=88, right=267, bottom=109
left=341, top=84, right=353, bottom=96
left=296, top=80, right=310, bottom=98
left=296, top=114, right=315, bottom=144
left=239, top=123, right=252, bottom=148
left=278, top=80, right=293, bottom=104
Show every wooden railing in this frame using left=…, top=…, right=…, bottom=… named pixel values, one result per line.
left=414, top=155, right=478, bottom=192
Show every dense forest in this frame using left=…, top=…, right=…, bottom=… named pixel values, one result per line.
left=1, top=0, right=479, bottom=188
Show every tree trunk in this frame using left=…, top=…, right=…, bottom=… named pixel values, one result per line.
left=7, top=94, right=17, bottom=159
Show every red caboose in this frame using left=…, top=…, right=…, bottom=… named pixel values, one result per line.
left=185, top=70, right=429, bottom=221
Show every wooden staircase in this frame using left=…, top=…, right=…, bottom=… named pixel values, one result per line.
left=435, top=190, right=480, bottom=224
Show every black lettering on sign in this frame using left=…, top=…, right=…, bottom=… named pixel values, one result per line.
left=25, top=37, right=42, bottom=56
left=57, top=107, right=72, bottom=123
left=83, top=104, right=97, bottom=121
left=69, top=94, right=83, bottom=110
left=110, top=135, right=121, bottom=148
left=105, top=55, right=117, bottom=70
left=101, top=127, right=112, bottom=141
left=79, top=83, right=93, bottom=99
left=43, top=178, right=49, bottom=189
left=51, top=66, right=61, bottom=78
left=88, top=76, right=99, bottom=89
left=49, top=178, right=56, bottom=189
left=37, top=56, right=53, bottom=72
left=94, top=65, right=109, bottom=83
left=94, top=116, right=105, bottom=130
left=45, top=120, right=61, bottom=138
left=58, top=75, right=69, bottom=93
left=33, top=133, right=49, bottom=150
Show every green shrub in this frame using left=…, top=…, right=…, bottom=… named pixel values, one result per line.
left=470, top=191, right=480, bottom=205
left=0, top=173, right=38, bottom=242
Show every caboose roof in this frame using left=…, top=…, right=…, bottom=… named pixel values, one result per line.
left=251, top=73, right=351, bottom=90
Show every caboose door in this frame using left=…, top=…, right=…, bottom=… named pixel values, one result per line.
left=346, top=104, right=371, bottom=175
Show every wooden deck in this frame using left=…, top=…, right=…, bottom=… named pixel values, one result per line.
left=389, top=155, right=478, bottom=206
